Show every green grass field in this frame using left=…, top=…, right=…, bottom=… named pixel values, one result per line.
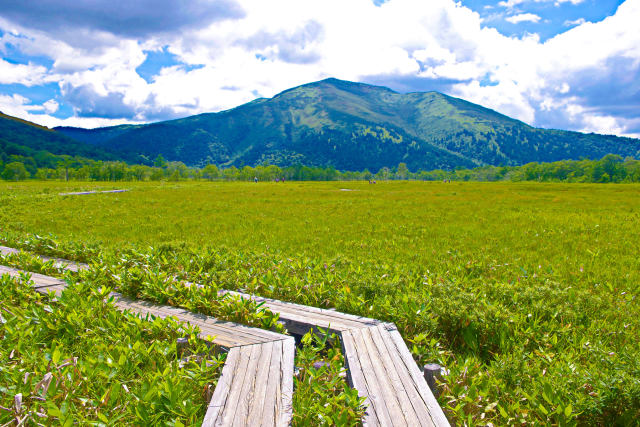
left=1, top=180, right=639, bottom=425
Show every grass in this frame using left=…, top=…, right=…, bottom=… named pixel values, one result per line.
left=1, top=180, right=639, bottom=425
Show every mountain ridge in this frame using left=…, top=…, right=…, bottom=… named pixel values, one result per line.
left=0, top=112, right=142, bottom=170
left=9, top=78, right=640, bottom=171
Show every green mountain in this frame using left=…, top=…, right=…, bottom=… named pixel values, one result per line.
left=50, top=78, right=640, bottom=170
left=0, top=112, right=140, bottom=168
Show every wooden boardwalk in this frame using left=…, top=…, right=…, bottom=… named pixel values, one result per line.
left=0, top=263, right=294, bottom=426
left=1, top=246, right=450, bottom=426
left=59, top=189, right=128, bottom=196
left=227, top=291, right=450, bottom=426
left=0, top=245, right=88, bottom=272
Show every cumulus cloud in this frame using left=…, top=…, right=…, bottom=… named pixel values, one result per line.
left=0, top=59, right=50, bottom=86
left=237, top=20, right=324, bottom=64
left=505, top=13, right=542, bottom=24
left=564, top=18, right=586, bottom=26
left=42, top=99, right=58, bottom=114
left=0, top=92, right=146, bottom=129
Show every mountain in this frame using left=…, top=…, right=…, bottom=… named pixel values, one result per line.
left=0, top=112, right=140, bottom=167
left=52, top=78, right=640, bottom=171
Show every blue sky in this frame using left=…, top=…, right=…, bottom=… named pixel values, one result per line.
left=0, top=0, right=638, bottom=137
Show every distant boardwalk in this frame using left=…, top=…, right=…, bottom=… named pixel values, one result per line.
left=59, top=189, right=128, bottom=196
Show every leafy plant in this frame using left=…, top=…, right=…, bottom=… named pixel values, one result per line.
left=293, top=329, right=365, bottom=426
left=0, top=273, right=224, bottom=425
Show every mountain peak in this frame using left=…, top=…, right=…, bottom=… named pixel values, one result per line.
left=275, top=77, right=398, bottom=99
left=49, top=78, right=639, bottom=171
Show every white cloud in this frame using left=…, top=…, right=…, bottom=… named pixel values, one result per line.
left=499, top=0, right=585, bottom=9
left=505, top=13, right=542, bottom=24
left=0, top=93, right=143, bottom=128
left=0, top=59, right=49, bottom=86
left=42, top=99, right=59, bottom=113
left=564, top=18, right=586, bottom=26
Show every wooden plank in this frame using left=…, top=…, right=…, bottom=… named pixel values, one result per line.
left=260, top=340, right=283, bottom=426
left=246, top=341, right=274, bottom=423
left=203, top=347, right=242, bottom=426
left=279, top=338, right=295, bottom=426
left=112, top=300, right=247, bottom=348
left=59, top=189, right=128, bottom=196
left=34, top=284, right=66, bottom=297
left=369, top=325, right=423, bottom=425
left=0, top=265, right=67, bottom=289
left=350, top=328, right=394, bottom=426
left=0, top=246, right=89, bottom=272
left=360, top=326, right=405, bottom=425
left=194, top=315, right=287, bottom=343
left=110, top=294, right=283, bottom=344
left=219, top=345, right=255, bottom=426
left=229, top=290, right=379, bottom=329
left=386, top=326, right=450, bottom=427
left=110, top=296, right=276, bottom=347
left=375, top=326, right=434, bottom=426
left=256, top=299, right=376, bottom=329
left=0, top=246, right=19, bottom=256
left=229, top=344, right=263, bottom=426
left=341, top=330, right=379, bottom=426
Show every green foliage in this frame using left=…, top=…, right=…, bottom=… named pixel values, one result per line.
left=0, top=112, right=141, bottom=172
left=1, top=162, right=29, bottom=181
left=419, top=154, right=640, bottom=183
left=0, top=273, right=224, bottom=425
left=293, top=330, right=365, bottom=426
left=1, top=181, right=640, bottom=425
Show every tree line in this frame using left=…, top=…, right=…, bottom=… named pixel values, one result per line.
left=1, top=152, right=639, bottom=183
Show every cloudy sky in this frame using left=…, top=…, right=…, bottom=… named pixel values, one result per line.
left=0, top=0, right=638, bottom=137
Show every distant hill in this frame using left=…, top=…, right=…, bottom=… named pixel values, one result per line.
left=0, top=112, right=140, bottom=168
left=46, top=78, right=640, bottom=170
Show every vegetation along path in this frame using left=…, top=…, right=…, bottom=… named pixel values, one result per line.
left=2, top=181, right=638, bottom=425
left=1, top=246, right=449, bottom=426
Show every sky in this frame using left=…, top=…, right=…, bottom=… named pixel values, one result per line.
left=0, top=0, right=638, bottom=137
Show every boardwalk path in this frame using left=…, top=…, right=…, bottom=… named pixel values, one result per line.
left=58, top=189, right=128, bottom=196
left=1, top=246, right=449, bottom=426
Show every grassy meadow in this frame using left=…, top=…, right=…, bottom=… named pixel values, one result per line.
left=1, top=180, right=639, bottom=425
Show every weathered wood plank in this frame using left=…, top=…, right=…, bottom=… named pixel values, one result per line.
left=386, top=325, right=450, bottom=426
left=0, top=265, right=67, bottom=289
left=229, top=344, right=263, bottom=426
left=228, top=290, right=379, bottom=330
left=261, top=340, right=284, bottom=426
left=0, top=246, right=89, bottom=272
left=279, top=337, right=295, bottom=426
left=246, top=341, right=274, bottom=423
left=0, top=246, right=19, bottom=256
left=202, top=347, right=242, bottom=426
left=360, top=326, right=405, bottom=425
left=111, top=295, right=281, bottom=347
left=369, top=324, right=423, bottom=425
left=219, top=344, right=255, bottom=426
left=350, top=327, right=394, bottom=426
left=343, top=329, right=381, bottom=426
left=59, top=189, right=128, bottom=196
